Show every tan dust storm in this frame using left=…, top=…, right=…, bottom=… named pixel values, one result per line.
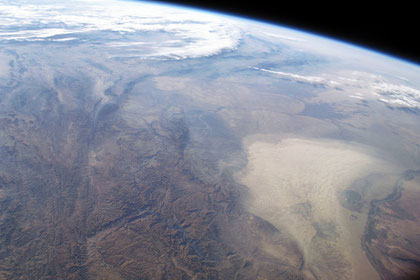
left=237, top=137, right=396, bottom=280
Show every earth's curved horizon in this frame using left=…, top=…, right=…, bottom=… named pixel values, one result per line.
left=0, top=1, right=419, bottom=279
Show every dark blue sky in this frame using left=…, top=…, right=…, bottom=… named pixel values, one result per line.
left=155, top=1, right=418, bottom=65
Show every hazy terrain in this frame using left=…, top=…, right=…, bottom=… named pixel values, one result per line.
left=1, top=2, right=420, bottom=279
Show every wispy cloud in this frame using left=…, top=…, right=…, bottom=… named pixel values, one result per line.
left=0, top=0, right=242, bottom=59
left=372, top=82, right=420, bottom=108
left=262, top=32, right=306, bottom=42
left=254, top=67, right=420, bottom=109
left=253, top=67, right=329, bottom=85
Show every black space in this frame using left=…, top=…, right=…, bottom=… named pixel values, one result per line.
left=153, top=1, right=419, bottom=65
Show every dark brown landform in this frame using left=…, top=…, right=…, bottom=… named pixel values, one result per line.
left=0, top=84, right=305, bottom=279
left=362, top=170, right=420, bottom=280
left=1, top=20, right=420, bottom=280
left=0, top=48, right=308, bottom=279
